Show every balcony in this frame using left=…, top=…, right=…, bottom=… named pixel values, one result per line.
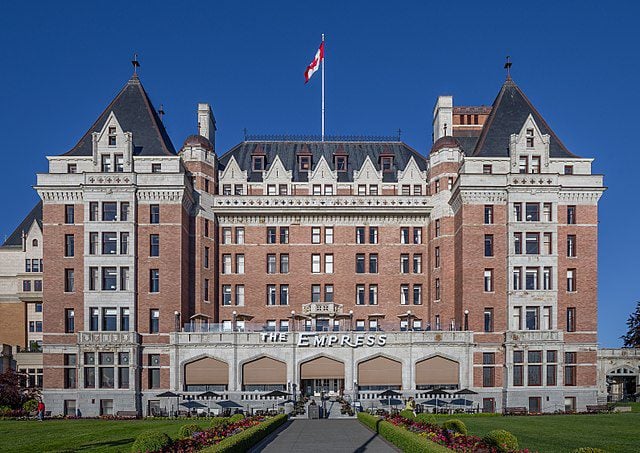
left=505, top=330, right=563, bottom=343
left=78, top=331, right=139, bottom=345
left=302, top=302, right=343, bottom=316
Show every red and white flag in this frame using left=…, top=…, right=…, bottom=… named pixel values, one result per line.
left=304, top=42, right=324, bottom=83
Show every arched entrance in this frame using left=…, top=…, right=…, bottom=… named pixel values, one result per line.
left=242, top=357, right=287, bottom=391
left=300, top=356, right=345, bottom=397
left=606, top=367, right=638, bottom=402
left=184, top=357, right=229, bottom=391
left=357, top=356, right=402, bottom=390
left=415, top=356, right=460, bottom=390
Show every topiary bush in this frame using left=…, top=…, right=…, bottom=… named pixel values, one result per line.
left=210, top=417, right=229, bottom=429
left=178, top=423, right=202, bottom=438
left=22, top=399, right=38, bottom=413
left=131, top=431, right=171, bottom=453
left=442, top=418, right=467, bottom=435
left=228, top=413, right=245, bottom=423
left=570, top=449, right=608, bottom=453
left=415, top=413, right=437, bottom=425
left=399, top=409, right=415, bottom=420
left=483, top=429, right=518, bottom=453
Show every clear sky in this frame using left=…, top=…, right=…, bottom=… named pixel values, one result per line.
left=0, top=1, right=637, bottom=346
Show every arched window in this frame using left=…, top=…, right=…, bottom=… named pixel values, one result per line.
left=32, top=239, right=38, bottom=247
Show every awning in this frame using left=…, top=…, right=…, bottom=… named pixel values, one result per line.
left=243, top=357, right=286, bottom=385
left=185, top=357, right=229, bottom=385
left=358, top=356, right=402, bottom=386
left=301, top=357, right=345, bottom=379
left=415, top=356, right=459, bottom=386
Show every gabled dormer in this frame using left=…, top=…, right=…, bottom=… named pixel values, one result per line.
left=309, top=155, right=337, bottom=194
left=263, top=155, right=292, bottom=194
left=353, top=155, right=382, bottom=194
left=91, top=112, right=133, bottom=172
left=219, top=156, right=247, bottom=195
left=397, top=156, right=427, bottom=195
left=509, top=115, right=550, bottom=174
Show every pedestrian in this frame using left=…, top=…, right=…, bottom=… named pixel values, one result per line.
left=406, top=397, right=416, bottom=417
left=37, top=400, right=45, bottom=421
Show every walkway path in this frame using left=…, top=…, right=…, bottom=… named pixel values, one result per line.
left=252, top=419, right=398, bottom=453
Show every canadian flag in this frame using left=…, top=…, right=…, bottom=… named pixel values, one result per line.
left=304, top=42, right=324, bottom=83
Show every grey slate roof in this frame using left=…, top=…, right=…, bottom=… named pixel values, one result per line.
left=218, top=141, right=428, bottom=183
left=473, top=78, right=578, bottom=158
left=2, top=201, right=42, bottom=247
left=63, top=75, right=176, bottom=157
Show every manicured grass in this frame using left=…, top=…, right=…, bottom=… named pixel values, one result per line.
left=432, top=412, right=640, bottom=452
left=0, top=419, right=190, bottom=453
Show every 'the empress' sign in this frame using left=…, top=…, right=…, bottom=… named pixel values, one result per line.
left=260, top=332, right=387, bottom=348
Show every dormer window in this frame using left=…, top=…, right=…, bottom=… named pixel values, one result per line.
left=101, top=155, right=112, bottom=172
left=67, top=163, right=77, bottom=174
left=335, top=155, right=348, bottom=172
left=108, top=126, right=117, bottom=146
left=252, top=155, right=265, bottom=171
left=151, top=163, right=161, bottom=173
left=518, top=156, right=528, bottom=174
left=531, top=156, right=541, bottom=174
left=381, top=156, right=394, bottom=172
left=114, top=154, right=124, bottom=173
left=483, top=164, right=492, bottom=175
left=298, top=155, right=311, bottom=171
left=564, top=165, right=574, bottom=175
left=526, top=128, right=534, bottom=147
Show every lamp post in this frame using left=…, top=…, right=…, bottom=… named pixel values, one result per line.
left=232, top=310, right=237, bottom=332
left=407, top=310, right=413, bottom=331
left=291, top=310, right=296, bottom=332
left=349, top=310, right=354, bottom=331
left=174, top=311, right=180, bottom=332
left=464, top=309, right=469, bottom=331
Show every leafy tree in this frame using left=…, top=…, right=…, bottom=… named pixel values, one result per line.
left=0, top=369, right=39, bottom=409
left=621, top=301, right=640, bottom=348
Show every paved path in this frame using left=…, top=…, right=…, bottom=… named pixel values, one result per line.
left=253, top=419, right=399, bottom=453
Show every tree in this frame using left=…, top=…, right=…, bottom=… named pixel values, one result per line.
left=0, top=369, right=39, bottom=409
left=621, top=301, right=640, bottom=348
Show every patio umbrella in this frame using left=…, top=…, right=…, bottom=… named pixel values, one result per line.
left=422, top=389, right=449, bottom=411
left=379, top=398, right=403, bottom=409
left=262, top=390, right=291, bottom=398
left=453, top=388, right=478, bottom=395
left=422, top=399, right=449, bottom=407
left=450, top=398, right=473, bottom=407
left=379, top=389, right=402, bottom=397
left=198, top=391, right=223, bottom=414
left=181, top=400, right=206, bottom=415
left=216, top=400, right=244, bottom=409
left=277, top=399, right=294, bottom=406
left=157, top=391, right=180, bottom=416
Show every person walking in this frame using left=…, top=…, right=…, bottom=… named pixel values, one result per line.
left=406, top=397, right=416, bottom=417
left=37, top=400, right=45, bottom=421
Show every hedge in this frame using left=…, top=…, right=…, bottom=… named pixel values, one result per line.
left=201, top=414, right=288, bottom=453
left=357, top=412, right=451, bottom=453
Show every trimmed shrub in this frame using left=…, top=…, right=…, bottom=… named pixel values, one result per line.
left=203, top=414, right=288, bottom=452
left=210, top=417, right=229, bottom=428
left=178, top=423, right=202, bottom=438
left=415, top=413, right=437, bottom=425
left=22, top=399, right=38, bottom=413
left=483, top=429, right=518, bottom=453
left=442, top=418, right=467, bottom=435
left=228, top=413, right=245, bottom=423
left=357, top=413, right=450, bottom=453
left=131, top=431, right=171, bottom=453
left=571, top=449, right=608, bottom=453
left=400, top=409, right=415, bottom=420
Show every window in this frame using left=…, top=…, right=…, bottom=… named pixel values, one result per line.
left=567, top=235, right=576, bottom=257
left=151, top=163, right=161, bottom=173
left=543, top=203, right=552, bottom=221
left=203, top=278, right=210, bottom=301
left=325, top=254, right=334, bottom=274
left=435, top=315, right=441, bottom=331
left=484, top=269, right=493, bottom=292
left=413, top=254, right=422, bottom=273
left=484, top=205, right=493, bottom=224
left=525, top=203, right=539, bottom=221
left=64, top=234, right=74, bottom=257
left=64, top=354, right=76, bottom=389
left=236, top=227, right=245, bottom=244
left=311, top=254, right=321, bottom=273
left=222, top=184, right=231, bottom=195
left=102, top=202, right=117, bottom=221
left=312, top=285, right=321, bottom=303
left=280, top=254, right=289, bottom=273
left=483, top=164, right=493, bottom=175
left=67, top=163, right=77, bottom=174
left=567, top=269, right=576, bottom=292
left=149, top=309, right=159, bottom=333
left=64, top=269, right=75, bottom=292
left=434, top=178, right=440, bottom=194
left=118, top=353, right=129, bottom=389
left=402, top=185, right=411, bottom=196
left=279, top=227, right=289, bottom=244
left=101, top=232, right=116, bottom=255
left=149, top=234, right=160, bottom=257
left=567, top=307, right=576, bottom=332
left=267, top=254, right=276, bottom=274
left=279, top=285, right=289, bottom=305
left=434, top=247, right=440, bottom=268
left=101, top=154, right=112, bottom=172
left=413, top=284, right=422, bottom=305
left=335, top=155, right=347, bottom=171
left=564, top=165, right=574, bottom=175
left=484, top=234, right=494, bottom=257
left=204, top=219, right=210, bottom=237
left=235, top=184, right=245, bottom=195
left=413, top=184, right=422, bottom=195
left=102, top=308, right=117, bottom=331
left=89, top=202, right=98, bottom=221
left=222, top=228, right=232, bottom=244
left=149, top=355, right=161, bottom=389
left=400, top=227, right=409, bottom=244
left=448, top=177, right=454, bottom=191
left=236, top=254, right=245, bottom=274
left=150, top=204, right=160, bottom=224
left=434, top=278, right=440, bottom=300
left=87, top=308, right=98, bottom=332
left=65, top=308, right=75, bottom=333
left=525, top=267, right=539, bottom=290
left=203, top=247, right=210, bottom=269
left=149, top=269, right=160, bottom=293
left=102, top=267, right=117, bottom=291
left=267, top=285, right=277, bottom=306
left=543, top=232, right=552, bottom=254
left=65, top=205, right=75, bottom=224
left=267, top=227, right=277, bottom=244
left=525, top=306, right=539, bottom=330
left=369, top=227, right=378, bottom=244
left=298, top=155, right=311, bottom=171
left=311, top=227, right=321, bottom=244
left=400, top=284, right=409, bottom=305
left=267, top=184, right=277, bottom=195
left=312, top=184, right=321, bottom=195
left=369, top=284, right=378, bottom=305
left=369, top=254, right=378, bottom=273
left=252, top=155, right=265, bottom=171
left=278, top=184, right=288, bottom=195
left=519, top=156, right=528, bottom=174
left=513, top=203, right=522, bottom=221
left=381, top=156, right=394, bottom=172
left=222, top=285, right=232, bottom=306
left=369, top=185, right=379, bottom=195
left=514, top=232, right=522, bottom=254
left=567, top=205, right=576, bottom=224
left=531, top=156, right=541, bottom=174
left=543, top=267, right=552, bottom=290
left=120, top=232, right=129, bottom=254
left=356, top=254, right=365, bottom=273
left=526, top=233, right=539, bottom=255
left=435, top=219, right=441, bottom=237
left=120, top=202, right=129, bottom=221
left=25, top=260, right=31, bottom=273
left=325, top=284, right=334, bottom=303
left=484, top=308, right=494, bottom=332
left=413, top=227, right=422, bottom=244
left=223, top=254, right=232, bottom=274
left=526, top=128, right=534, bottom=147
left=358, top=184, right=366, bottom=195
left=483, top=353, right=495, bottom=387
left=565, top=352, right=577, bottom=386
left=356, top=285, right=365, bottom=305
left=120, top=308, right=130, bottom=331
left=325, top=227, right=334, bottom=244
left=547, top=352, right=558, bottom=386
left=356, top=227, right=365, bottom=244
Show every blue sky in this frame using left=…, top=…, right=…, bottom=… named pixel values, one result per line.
left=0, top=1, right=637, bottom=346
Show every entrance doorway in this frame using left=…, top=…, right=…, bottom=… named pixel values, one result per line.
left=302, top=378, right=345, bottom=397
left=300, top=356, right=345, bottom=398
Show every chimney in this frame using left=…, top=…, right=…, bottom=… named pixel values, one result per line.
left=197, top=103, right=217, bottom=149
left=432, top=95, right=453, bottom=143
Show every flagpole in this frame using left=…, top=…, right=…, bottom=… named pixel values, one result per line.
left=321, top=33, right=325, bottom=142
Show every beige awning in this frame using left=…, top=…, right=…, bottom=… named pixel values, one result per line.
left=368, top=313, right=386, bottom=318
left=358, top=356, right=402, bottom=386
left=184, top=357, right=229, bottom=385
left=243, top=357, right=287, bottom=385
left=301, top=357, right=345, bottom=379
left=415, top=356, right=459, bottom=386
left=234, top=313, right=254, bottom=321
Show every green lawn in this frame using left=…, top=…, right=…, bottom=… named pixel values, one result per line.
left=0, top=419, right=190, bottom=453
left=433, top=412, right=640, bottom=452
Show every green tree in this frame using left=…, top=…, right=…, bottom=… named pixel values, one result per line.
left=621, top=301, right=640, bottom=347
left=0, top=369, right=40, bottom=409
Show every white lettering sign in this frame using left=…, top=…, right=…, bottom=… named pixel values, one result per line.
left=260, top=332, right=387, bottom=348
